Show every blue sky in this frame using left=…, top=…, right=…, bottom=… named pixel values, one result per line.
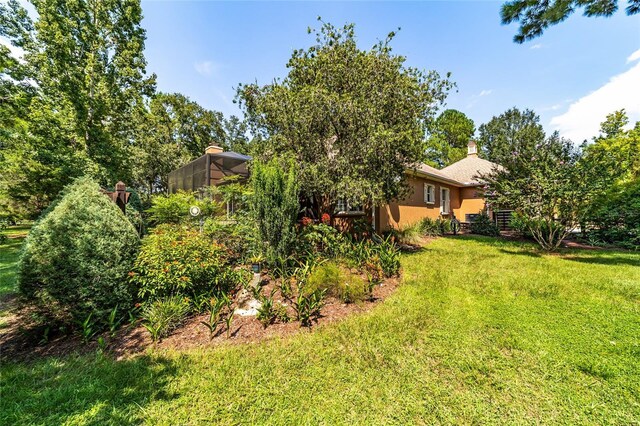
left=146, top=2, right=637, bottom=141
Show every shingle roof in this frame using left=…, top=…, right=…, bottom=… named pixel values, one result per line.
left=415, top=163, right=462, bottom=185
left=439, top=156, right=502, bottom=186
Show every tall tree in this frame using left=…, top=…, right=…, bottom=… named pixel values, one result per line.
left=221, top=115, right=251, bottom=155
left=238, top=20, right=453, bottom=212
left=478, top=107, right=546, bottom=168
left=130, top=92, right=227, bottom=196
left=0, top=0, right=155, bottom=216
left=482, top=133, right=593, bottom=250
left=501, top=0, right=640, bottom=43
left=425, top=109, right=475, bottom=167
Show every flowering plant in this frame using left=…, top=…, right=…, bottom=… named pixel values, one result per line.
left=321, top=213, right=331, bottom=224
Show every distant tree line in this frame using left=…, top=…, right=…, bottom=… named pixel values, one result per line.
left=0, top=0, right=251, bottom=220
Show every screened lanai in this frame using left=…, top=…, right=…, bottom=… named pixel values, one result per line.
left=168, top=146, right=251, bottom=193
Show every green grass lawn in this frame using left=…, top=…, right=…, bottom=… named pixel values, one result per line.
left=0, top=224, right=29, bottom=299
left=1, top=236, right=639, bottom=424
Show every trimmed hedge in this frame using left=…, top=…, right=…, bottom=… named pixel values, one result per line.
left=18, top=177, right=140, bottom=327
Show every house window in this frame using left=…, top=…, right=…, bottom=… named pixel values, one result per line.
left=423, top=183, right=435, bottom=204
left=335, top=199, right=364, bottom=215
left=440, top=188, right=451, bottom=214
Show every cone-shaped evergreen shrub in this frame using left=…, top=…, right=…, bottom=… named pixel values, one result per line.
left=18, top=177, right=140, bottom=327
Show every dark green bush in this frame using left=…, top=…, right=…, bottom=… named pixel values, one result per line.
left=130, top=225, right=247, bottom=300
left=584, top=180, right=640, bottom=249
left=470, top=212, right=500, bottom=237
left=251, top=159, right=299, bottom=266
left=18, top=177, right=140, bottom=327
left=509, top=211, right=533, bottom=238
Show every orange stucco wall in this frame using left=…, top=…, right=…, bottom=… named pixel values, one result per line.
left=375, top=175, right=486, bottom=231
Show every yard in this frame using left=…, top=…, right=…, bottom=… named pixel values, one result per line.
left=1, top=236, right=638, bottom=424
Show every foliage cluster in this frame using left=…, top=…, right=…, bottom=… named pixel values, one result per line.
left=147, top=190, right=223, bottom=226
left=18, top=177, right=140, bottom=328
left=306, top=261, right=371, bottom=303
left=583, top=179, right=640, bottom=249
left=130, top=225, right=246, bottom=301
left=251, top=159, right=300, bottom=265
left=142, top=296, right=191, bottom=342
left=469, top=212, right=501, bottom=237
left=239, top=20, right=453, bottom=211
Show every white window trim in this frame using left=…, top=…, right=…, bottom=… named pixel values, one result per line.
left=440, top=188, right=451, bottom=215
left=423, top=183, right=435, bottom=205
left=335, top=199, right=364, bottom=215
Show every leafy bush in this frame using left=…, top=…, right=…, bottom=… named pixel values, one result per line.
left=130, top=225, right=247, bottom=300
left=18, top=177, right=140, bottom=328
left=299, top=222, right=347, bottom=258
left=509, top=211, right=533, bottom=238
left=469, top=212, right=500, bottom=237
left=584, top=180, right=640, bottom=250
left=306, top=261, right=371, bottom=303
left=512, top=214, right=567, bottom=250
left=147, top=191, right=223, bottom=225
left=374, top=236, right=401, bottom=277
left=142, top=296, right=191, bottom=341
left=203, top=215, right=257, bottom=263
left=251, top=158, right=299, bottom=266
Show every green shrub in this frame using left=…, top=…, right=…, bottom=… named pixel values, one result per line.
left=130, top=225, right=246, bottom=300
left=306, top=261, right=342, bottom=294
left=18, top=177, right=140, bottom=328
left=512, top=214, right=567, bottom=250
left=584, top=180, right=640, bottom=250
left=251, top=158, right=299, bottom=266
left=203, top=215, right=257, bottom=263
left=147, top=191, right=223, bottom=225
left=306, top=261, right=371, bottom=303
left=396, top=222, right=422, bottom=244
left=299, top=222, right=348, bottom=258
left=414, top=217, right=451, bottom=237
left=509, top=211, right=533, bottom=238
left=142, top=296, right=191, bottom=341
left=470, top=212, right=500, bottom=237
left=374, top=235, right=401, bottom=277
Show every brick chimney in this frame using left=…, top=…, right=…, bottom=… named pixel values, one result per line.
left=205, top=145, right=223, bottom=154
left=467, top=140, right=478, bottom=156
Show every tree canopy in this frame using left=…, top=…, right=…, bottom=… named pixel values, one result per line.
left=478, top=107, right=546, bottom=169
left=238, top=20, right=453, bottom=212
left=501, top=0, right=640, bottom=43
left=425, top=109, right=475, bottom=168
left=0, top=0, right=250, bottom=218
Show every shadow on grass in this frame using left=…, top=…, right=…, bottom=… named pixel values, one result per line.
left=1, top=352, right=179, bottom=424
left=498, top=248, right=542, bottom=258
left=562, top=255, right=640, bottom=267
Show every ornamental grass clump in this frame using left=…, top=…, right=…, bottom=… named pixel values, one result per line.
left=18, top=177, right=140, bottom=328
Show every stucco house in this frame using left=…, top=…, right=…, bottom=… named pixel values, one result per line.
left=367, top=141, right=502, bottom=231
left=168, top=141, right=504, bottom=231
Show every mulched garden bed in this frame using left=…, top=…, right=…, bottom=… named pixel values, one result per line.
left=0, top=276, right=400, bottom=363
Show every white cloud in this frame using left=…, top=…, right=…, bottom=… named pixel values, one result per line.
left=479, top=89, right=492, bottom=97
left=194, top=60, right=217, bottom=76
left=550, top=51, right=640, bottom=143
left=530, top=43, right=543, bottom=50
left=627, top=48, right=640, bottom=63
